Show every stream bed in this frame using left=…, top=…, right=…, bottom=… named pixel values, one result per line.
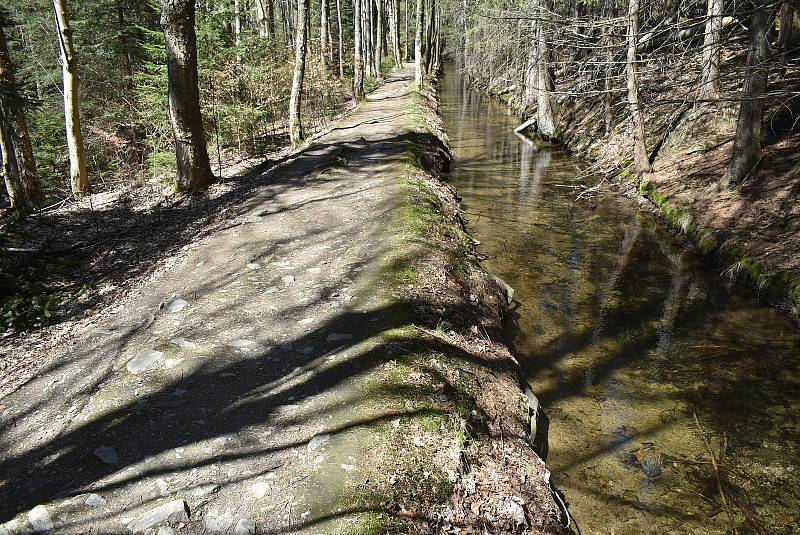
left=440, top=70, right=800, bottom=533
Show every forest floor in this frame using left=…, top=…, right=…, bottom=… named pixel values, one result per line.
left=0, top=67, right=563, bottom=534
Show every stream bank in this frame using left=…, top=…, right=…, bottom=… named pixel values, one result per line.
left=442, top=67, right=800, bottom=534
left=477, top=72, right=800, bottom=326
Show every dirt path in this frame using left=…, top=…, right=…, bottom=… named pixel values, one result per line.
left=0, top=66, right=427, bottom=534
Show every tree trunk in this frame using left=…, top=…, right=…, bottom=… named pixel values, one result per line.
left=700, top=0, right=723, bottom=100
left=390, top=0, right=402, bottom=66
left=267, top=0, right=276, bottom=38
left=0, top=24, right=41, bottom=211
left=374, top=0, right=384, bottom=76
left=160, top=0, right=215, bottom=191
left=256, top=0, right=270, bottom=38
left=414, top=0, right=423, bottom=88
left=626, top=0, right=651, bottom=175
left=289, top=0, right=309, bottom=144
left=404, top=0, right=409, bottom=60
left=722, top=2, right=772, bottom=187
left=423, top=0, right=434, bottom=73
left=524, top=18, right=537, bottom=109
left=777, top=0, right=800, bottom=49
left=604, top=25, right=613, bottom=136
left=365, top=0, right=375, bottom=77
left=234, top=0, right=242, bottom=61
left=337, top=0, right=344, bottom=77
left=536, top=0, right=555, bottom=137
left=353, top=0, right=365, bottom=98
left=321, top=0, right=329, bottom=75
left=51, top=0, right=89, bottom=196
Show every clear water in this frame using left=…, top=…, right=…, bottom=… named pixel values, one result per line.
left=440, top=70, right=800, bottom=534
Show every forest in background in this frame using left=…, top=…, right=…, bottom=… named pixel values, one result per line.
left=1, top=0, right=444, bottom=332
left=2, top=0, right=799, bottom=333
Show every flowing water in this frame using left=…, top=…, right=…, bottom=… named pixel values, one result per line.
left=440, top=70, right=800, bottom=534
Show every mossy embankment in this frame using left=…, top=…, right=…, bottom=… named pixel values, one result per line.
left=359, top=77, right=566, bottom=533
left=478, top=76, right=800, bottom=325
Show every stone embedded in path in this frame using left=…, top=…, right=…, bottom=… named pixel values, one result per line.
left=250, top=480, right=269, bottom=499
left=170, top=338, right=197, bottom=351
left=156, top=478, right=170, bottom=496
left=94, top=446, right=119, bottom=465
left=185, top=483, right=220, bottom=498
left=127, top=500, right=189, bottom=533
left=164, top=297, right=188, bottom=313
left=326, top=332, right=353, bottom=342
left=307, top=433, right=331, bottom=451
left=84, top=493, right=106, bottom=507
left=246, top=263, right=260, bottom=270
left=27, top=505, right=53, bottom=532
left=233, top=518, right=256, bottom=535
left=156, top=528, right=176, bottom=535
left=228, top=339, right=255, bottom=349
left=126, top=350, right=164, bottom=374
left=281, top=274, right=296, bottom=285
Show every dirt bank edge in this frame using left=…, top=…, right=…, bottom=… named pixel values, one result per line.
left=368, top=77, right=567, bottom=533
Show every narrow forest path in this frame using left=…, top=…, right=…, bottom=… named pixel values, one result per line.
left=0, top=66, right=427, bottom=534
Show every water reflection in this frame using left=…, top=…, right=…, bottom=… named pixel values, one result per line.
left=440, top=68, right=800, bottom=534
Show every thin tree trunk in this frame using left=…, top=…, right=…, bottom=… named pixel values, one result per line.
left=267, top=0, right=276, bottom=38
left=366, top=0, right=374, bottom=77
left=722, top=2, right=772, bottom=187
left=404, top=0, right=409, bottom=60
left=524, top=17, right=537, bottom=109
left=433, top=7, right=440, bottom=71
left=289, top=0, right=309, bottom=144
left=0, top=24, right=41, bottom=210
left=414, top=0, right=423, bottom=88
left=51, top=0, right=89, bottom=196
left=234, top=0, right=242, bottom=61
left=536, top=0, right=555, bottom=137
left=337, top=0, right=344, bottom=77
left=160, top=0, right=215, bottom=190
left=626, top=0, right=651, bottom=175
left=353, top=0, right=365, bottom=98
left=374, top=0, right=384, bottom=76
left=390, top=0, right=402, bottom=66
left=604, top=25, right=613, bottom=135
left=321, top=0, right=329, bottom=74
left=423, top=0, right=434, bottom=73
left=700, top=0, right=723, bottom=100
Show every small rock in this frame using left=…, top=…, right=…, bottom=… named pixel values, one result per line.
left=228, top=339, right=255, bottom=348
left=164, top=358, right=183, bottom=369
left=251, top=481, right=269, bottom=499
left=186, top=483, right=220, bottom=497
left=164, top=298, right=188, bottom=313
left=307, top=434, right=331, bottom=451
left=94, top=446, right=119, bottom=465
left=84, top=493, right=106, bottom=507
left=306, top=267, right=322, bottom=274
left=246, top=263, right=260, bottom=270
left=156, top=478, right=170, bottom=496
left=340, top=464, right=356, bottom=471
left=281, top=274, right=296, bottom=285
left=0, top=519, right=23, bottom=535
left=325, top=333, right=352, bottom=342
left=156, top=528, right=176, bottom=535
left=128, top=500, right=189, bottom=533
left=126, top=350, right=164, bottom=374
left=233, top=519, right=256, bottom=535
left=170, top=338, right=198, bottom=351
left=27, top=505, right=53, bottom=532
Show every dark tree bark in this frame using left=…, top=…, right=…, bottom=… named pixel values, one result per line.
left=289, top=0, right=310, bottom=144
left=353, top=0, right=365, bottom=98
left=723, top=2, right=773, bottom=187
left=423, top=0, right=434, bottom=73
left=374, top=0, right=384, bottom=77
left=160, top=0, right=214, bottom=191
left=0, top=21, right=41, bottom=210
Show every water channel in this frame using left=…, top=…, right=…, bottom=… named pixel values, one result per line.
left=440, top=70, right=800, bottom=534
